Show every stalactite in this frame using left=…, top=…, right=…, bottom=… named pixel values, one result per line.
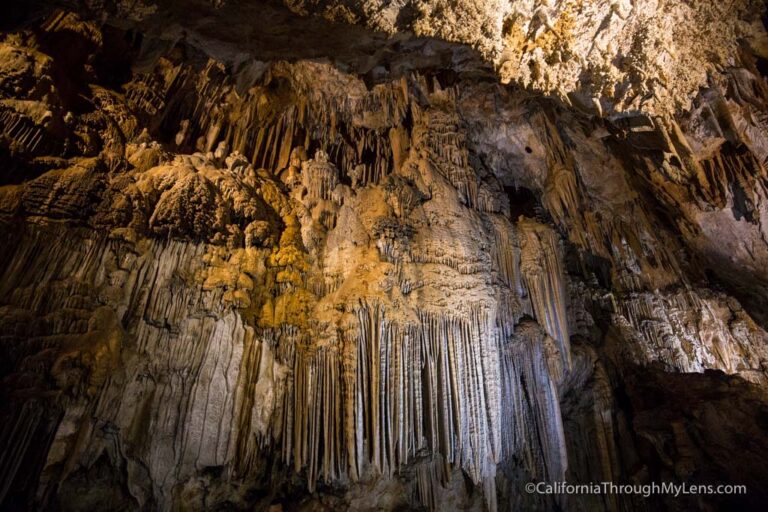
left=490, top=216, right=524, bottom=296
left=0, top=107, right=59, bottom=156
left=413, top=102, right=479, bottom=209
left=5, top=11, right=768, bottom=510
left=518, top=218, right=571, bottom=369
left=290, top=345, right=344, bottom=490
left=340, top=302, right=503, bottom=510
left=0, top=222, right=558, bottom=511
left=543, top=163, right=581, bottom=231
left=500, top=320, right=567, bottom=483
left=301, top=150, right=339, bottom=201
left=697, top=147, right=767, bottom=215
left=0, top=400, right=49, bottom=504
left=612, top=287, right=768, bottom=374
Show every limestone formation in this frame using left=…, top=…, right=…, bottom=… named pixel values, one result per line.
left=1, top=2, right=768, bottom=511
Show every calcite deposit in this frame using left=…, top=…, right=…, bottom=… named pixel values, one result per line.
left=1, top=1, right=768, bottom=511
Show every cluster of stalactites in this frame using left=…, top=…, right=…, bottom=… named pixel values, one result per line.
left=412, top=102, right=480, bottom=209
left=0, top=187, right=576, bottom=512
left=125, top=57, right=410, bottom=192
left=500, top=319, right=568, bottom=482
left=0, top=107, right=61, bottom=157
left=241, top=300, right=505, bottom=508
left=236, top=284, right=575, bottom=511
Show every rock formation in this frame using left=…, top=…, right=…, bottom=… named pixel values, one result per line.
left=1, top=1, right=768, bottom=511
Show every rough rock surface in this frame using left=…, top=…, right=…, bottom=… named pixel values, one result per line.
left=1, top=2, right=768, bottom=511
left=282, top=0, right=768, bottom=115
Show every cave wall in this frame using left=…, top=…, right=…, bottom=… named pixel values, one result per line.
left=1, top=2, right=768, bottom=511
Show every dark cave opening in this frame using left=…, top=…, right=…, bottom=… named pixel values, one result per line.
left=505, top=185, right=539, bottom=219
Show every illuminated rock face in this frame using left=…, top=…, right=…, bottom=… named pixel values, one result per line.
left=1, top=3, right=768, bottom=511
left=284, top=0, right=767, bottom=115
